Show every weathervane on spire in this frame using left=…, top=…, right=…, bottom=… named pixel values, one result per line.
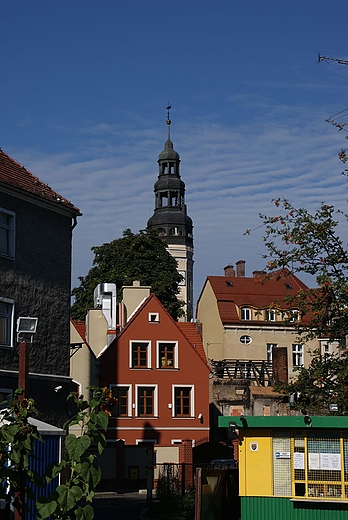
left=166, top=103, right=171, bottom=125
left=166, top=103, right=172, bottom=140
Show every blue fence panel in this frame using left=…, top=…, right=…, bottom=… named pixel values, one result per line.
left=25, top=435, right=62, bottom=520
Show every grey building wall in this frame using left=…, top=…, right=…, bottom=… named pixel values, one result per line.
left=0, top=191, right=77, bottom=426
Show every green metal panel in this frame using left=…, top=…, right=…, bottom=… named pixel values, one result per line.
left=219, top=415, right=348, bottom=430
left=241, top=497, right=348, bottom=520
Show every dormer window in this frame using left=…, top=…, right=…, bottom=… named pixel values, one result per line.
left=289, top=309, right=300, bottom=322
left=266, top=309, right=275, bottom=322
left=241, top=307, right=251, bottom=320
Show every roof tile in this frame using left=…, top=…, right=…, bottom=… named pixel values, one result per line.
left=206, top=270, right=312, bottom=325
left=0, top=149, right=80, bottom=214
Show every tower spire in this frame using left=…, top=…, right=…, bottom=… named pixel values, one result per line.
left=166, top=103, right=171, bottom=140
left=147, top=108, right=194, bottom=320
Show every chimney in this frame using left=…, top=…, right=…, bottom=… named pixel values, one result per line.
left=272, top=347, right=288, bottom=385
left=224, top=264, right=235, bottom=277
left=236, top=260, right=246, bottom=278
left=122, top=281, right=151, bottom=322
left=253, top=270, right=262, bottom=278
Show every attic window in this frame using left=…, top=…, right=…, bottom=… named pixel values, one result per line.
left=241, top=307, right=251, bottom=320
left=240, top=335, right=252, bottom=345
left=149, top=313, right=159, bottom=323
left=285, top=283, right=292, bottom=289
left=226, top=281, right=233, bottom=287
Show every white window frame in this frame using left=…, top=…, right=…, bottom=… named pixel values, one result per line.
left=172, top=385, right=194, bottom=418
left=292, top=344, right=303, bottom=367
left=129, top=340, right=151, bottom=369
left=135, top=439, right=157, bottom=445
left=110, top=384, right=132, bottom=417
left=266, top=309, right=275, bottom=322
left=135, top=384, right=158, bottom=418
left=267, top=343, right=277, bottom=362
left=0, top=208, right=15, bottom=259
left=240, top=335, right=252, bottom=345
left=322, top=343, right=330, bottom=356
left=241, top=307, right=251, bottom=320
left=148, top=312, right=159, bottom=323
left=0, top=298, right=14, bottom=348
left=171, top=439, right=182, bottom=445
left=156, top=341, right=178, bottom=369
left=289, top=309, right=300, bottom=322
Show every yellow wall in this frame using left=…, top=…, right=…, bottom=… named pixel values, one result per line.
left=239, top=430, right=273, bottom=496
left=196, top=282, right=224, bottom=360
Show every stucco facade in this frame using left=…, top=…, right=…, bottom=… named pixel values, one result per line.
left=99, top=293, right=210, bottom=447
left=196, top=265, right=320, bottom=379
left=0, top=150, right=81, bottom=425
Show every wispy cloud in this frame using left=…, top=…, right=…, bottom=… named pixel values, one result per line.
left=8, top=102, right=348, bottom=309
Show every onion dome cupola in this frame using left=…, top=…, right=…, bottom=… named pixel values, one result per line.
left=147, top=112, right=193, bottom=249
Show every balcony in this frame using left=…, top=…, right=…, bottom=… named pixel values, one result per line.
left=211, top=359, right=273, bottom=387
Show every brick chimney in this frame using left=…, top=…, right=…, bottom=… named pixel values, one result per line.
left=224, top=264, right=235, bottom=277
left=236, top=260, right=246, bottom=278
left=272, top=347, right=288, bottom=385
left=253, top=270, right=262, bottom=278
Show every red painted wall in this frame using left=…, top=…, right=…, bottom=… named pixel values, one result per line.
left=99, top=295, right=210, bottom=446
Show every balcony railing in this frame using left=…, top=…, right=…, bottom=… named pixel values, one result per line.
left=211, top=359, right=273, bottom=386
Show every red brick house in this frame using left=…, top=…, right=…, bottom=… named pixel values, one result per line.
left=99, top=293, right=210, bottom=448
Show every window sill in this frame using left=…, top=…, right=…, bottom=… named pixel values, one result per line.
left=172, top=416, right=195, bottom=419
left=136, top=416, right=159, bottom=419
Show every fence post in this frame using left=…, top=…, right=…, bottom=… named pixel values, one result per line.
left=194, top=467, right=202, bottom=520
left=181, top=463, right=186, bottom=496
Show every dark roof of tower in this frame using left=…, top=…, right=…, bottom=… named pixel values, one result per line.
left=158, top=138, right=180, bottom=161
left=147, top=209, right=193, bottom=228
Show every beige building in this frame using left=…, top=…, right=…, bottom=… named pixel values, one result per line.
left=196, top=262, right=322, bottom=435
left=196, top=261, right=320, bottom=381
left=70, top=281, right=151, bottom=398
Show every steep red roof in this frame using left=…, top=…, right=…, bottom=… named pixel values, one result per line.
left=176, top=322, right=207, bottom=365
left=0, top=149, right=81, bottom=214
left=71, top=320, right=86, bottom=342
left=202, top=270, right=312, bottom=325
left=103, top=294, right=209, bottom=367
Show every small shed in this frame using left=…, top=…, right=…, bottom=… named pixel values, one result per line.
left=0, top=412, right=64, bottom=520
left=219, top=415, right=348, bottom=520
left=25, top=418, right=65, bottom=519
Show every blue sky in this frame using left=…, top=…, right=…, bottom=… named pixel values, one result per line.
left=2, top=0, right=348, bottom=311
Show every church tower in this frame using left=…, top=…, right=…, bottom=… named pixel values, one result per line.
left=147, top=109, right=194, bottom=319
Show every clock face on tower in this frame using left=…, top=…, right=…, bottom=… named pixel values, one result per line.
left=178, top=270, right=186, bottom=286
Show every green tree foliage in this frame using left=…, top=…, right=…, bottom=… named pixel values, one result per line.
left=71, top=229, right=184, bottom=321
left=0, top=391, right=43, bottom=509
left=276, top=351, right=348, bottom=415
left=247, top=198, right=348, bottom=342
left=0, top=387, right=116, bottom=520
left=246, top=198, right=348, bottom=415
